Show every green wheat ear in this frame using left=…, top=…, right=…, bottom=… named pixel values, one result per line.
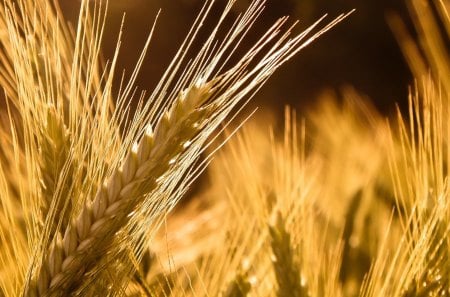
left=269, top=212, right=309, bottom=297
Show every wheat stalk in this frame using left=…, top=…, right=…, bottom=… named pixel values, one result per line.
left=0, top=0, right=122, bottom=243
left=26, top=82, right=216, bottom=296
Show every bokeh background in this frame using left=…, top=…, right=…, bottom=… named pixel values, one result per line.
left=59, top=0, right=414, bottom=118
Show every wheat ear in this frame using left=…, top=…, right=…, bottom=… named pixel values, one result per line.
left=269, top=212, right=308, bottom=297
left=26, top=82, right=215, bottom=296
left=38, top=106, right=73, bottom=236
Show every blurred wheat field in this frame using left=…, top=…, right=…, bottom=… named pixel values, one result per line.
left=0, top=0, right=449, bottom=296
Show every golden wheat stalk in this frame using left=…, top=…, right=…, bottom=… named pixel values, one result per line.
left=0, top=0, right=123, bottom=248
left=27, top=82, right=216, bottom=296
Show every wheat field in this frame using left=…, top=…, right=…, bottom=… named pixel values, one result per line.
left=0, top=0, right=448, bottom=296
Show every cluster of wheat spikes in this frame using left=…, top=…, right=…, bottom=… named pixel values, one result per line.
left=128, top=1, right=449, bottom=297
left=1, top=0, right=449, bottom=296
left=0, top=0, right=352, bottom=296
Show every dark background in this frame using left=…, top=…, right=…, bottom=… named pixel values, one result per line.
left=59, top=0, right=414, bottom=118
